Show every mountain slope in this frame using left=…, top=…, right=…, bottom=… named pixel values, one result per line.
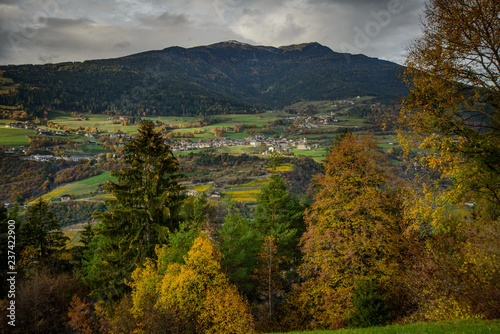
left=0, top=41, right=407, bottom=117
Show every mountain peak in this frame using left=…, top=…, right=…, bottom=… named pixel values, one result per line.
left=279, top=42, right=330, bottom=52
left=206, top=40, right=253, bottom=48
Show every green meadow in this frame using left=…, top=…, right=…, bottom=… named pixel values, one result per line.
left=292, top=147, right=328, bottom=162
left=267, top=319, right=500, bottom=334
left=0, top=126, right=32, bottom=146
left=32, top=171, right=117, bottom=203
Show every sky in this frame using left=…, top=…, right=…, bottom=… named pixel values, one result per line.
left=0, top=0, right=426, bottom=66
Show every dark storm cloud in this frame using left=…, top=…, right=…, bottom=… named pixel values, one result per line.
left=0, top=0, right=426, bottom=65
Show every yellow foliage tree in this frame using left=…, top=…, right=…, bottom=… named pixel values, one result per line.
left=129, top=235, right=254, bottom=334
left=398, top=0, right=500, bottom=321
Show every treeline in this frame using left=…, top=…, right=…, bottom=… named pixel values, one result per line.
left=0, top=64, right=257, bottom=118
left=186, top=151, right=263, bottom=168
left=0, top=156, right=119, bottom=204
left=0, top=156, right=63, bottom=203
left=48, top=201, right=107, bottom=227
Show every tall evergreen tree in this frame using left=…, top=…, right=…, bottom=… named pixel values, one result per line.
left=85, top=120, right=185, bottom=302
left=219, top=213, right=261, bottom=296
left=254, top=173, right=306, bottom=266
left=20, top=198, right=68, bottom=265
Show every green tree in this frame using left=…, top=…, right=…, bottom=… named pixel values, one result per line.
left=20, top=198, right=68, bottom=265
left=84, top=121, right=185, bottom=302
left=180, top=193, right=220, bottom=238
left=70, top=221, right=94, bottom=270
left=254, top=174, right=306, bottom=266
left=349, top=279, right=389, bottom=328
left=252, top=235, right=284, bottom=332
left=219, top=213, right=261, bottom=296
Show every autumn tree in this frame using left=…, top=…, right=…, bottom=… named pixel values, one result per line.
left=400, top=0, right=500, bottom=220
left=128, top=235, right=255, bottom=334
left=83, top=120, right=185, bottom=302
left=299, top=133, right=405, bottom=329
left=399, top=0, right=500, bottom=320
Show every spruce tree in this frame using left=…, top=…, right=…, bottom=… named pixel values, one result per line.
left=20, top=198, right=68, bottom=263
left=86, top=120, right=185, bottom=302
left=254, top=173, right=305, bottom=266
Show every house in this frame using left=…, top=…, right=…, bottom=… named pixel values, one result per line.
left=186, top=190, right=199, bottom=197
left=61, top=194, right=71, bottom=202
left=37, top=128, right=54, bottom=135
left=210, top=191, right=221, bottom=198
left=297, top=136, right=309, bottom=150
left=30, top=154, right=54, bottom=162
left=7, top=122, right=24, bottom=128
left=250, top=140, right=261, bottom=147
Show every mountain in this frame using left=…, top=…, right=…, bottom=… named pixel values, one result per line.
left=0, top=41, right=407, bottom=117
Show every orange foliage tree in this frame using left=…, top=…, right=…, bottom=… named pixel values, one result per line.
left=298, top=132, right=406, bottom=329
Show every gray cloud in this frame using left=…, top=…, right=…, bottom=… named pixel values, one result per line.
left=0, top=0, right=425, bottom=65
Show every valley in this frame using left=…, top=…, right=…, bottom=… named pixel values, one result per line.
left=0, top=95, right=400, bottom=227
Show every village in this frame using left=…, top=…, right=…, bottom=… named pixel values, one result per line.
left=3, top=112, right=329, bottom=162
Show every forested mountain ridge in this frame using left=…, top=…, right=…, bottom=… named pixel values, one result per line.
left=0, top=41, right=407, bottom=117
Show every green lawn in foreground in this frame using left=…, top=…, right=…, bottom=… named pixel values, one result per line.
left=267, top=319, right=500, bottom=334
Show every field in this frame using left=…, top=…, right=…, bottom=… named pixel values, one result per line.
left=0, top=120, right=33, bottom=146
left=291, top=147, right=328, bottom=162
left=45, top=110, right=283, bottom=140
left=2, top=97, right=399, bottom=207
left=267, top=319, right=500, bottom=334
left=271, top=163, right=293, bottom=172
left=32, top=171, right=117, bottom=203
left=0, top=97, right=389, bottom=162
left=222, top=189, right=261, bottom=202
left=191, top=183, right=213, bottom=192
left=232, top=178, right=271, bottom=188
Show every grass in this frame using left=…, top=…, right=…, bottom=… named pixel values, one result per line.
left=45, top=110, right=282, bottom=141
left=0, top=103, right=378, bottom=151
left=31, top=187, right=69, bottom=204
left=47, top=110, right=139, bottom=134
left=77, top=171, right=117, bottom=185
left=63, top=231, right=81, bottom=247
left=266, top=319, right=500, bottom=334
left=292, top=148, right=328, bottom=162
left=231, top=178, right=270, bottom=188
left=192, top=183, right=213, bottom=192
left=0, top=123, right=33, bottom=147
left=222, top=189, right=261, bottom=202
left=31, top=172, right=117, bottom=203
left=271, top=163, right=293, bottom=172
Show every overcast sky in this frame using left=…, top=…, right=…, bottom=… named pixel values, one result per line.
left=0, top=0, right=426, bottom=66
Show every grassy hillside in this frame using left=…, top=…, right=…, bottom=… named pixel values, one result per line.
left=32, top=171, right=117, bottom=203
left=267, top=319, right=500, bottom=334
